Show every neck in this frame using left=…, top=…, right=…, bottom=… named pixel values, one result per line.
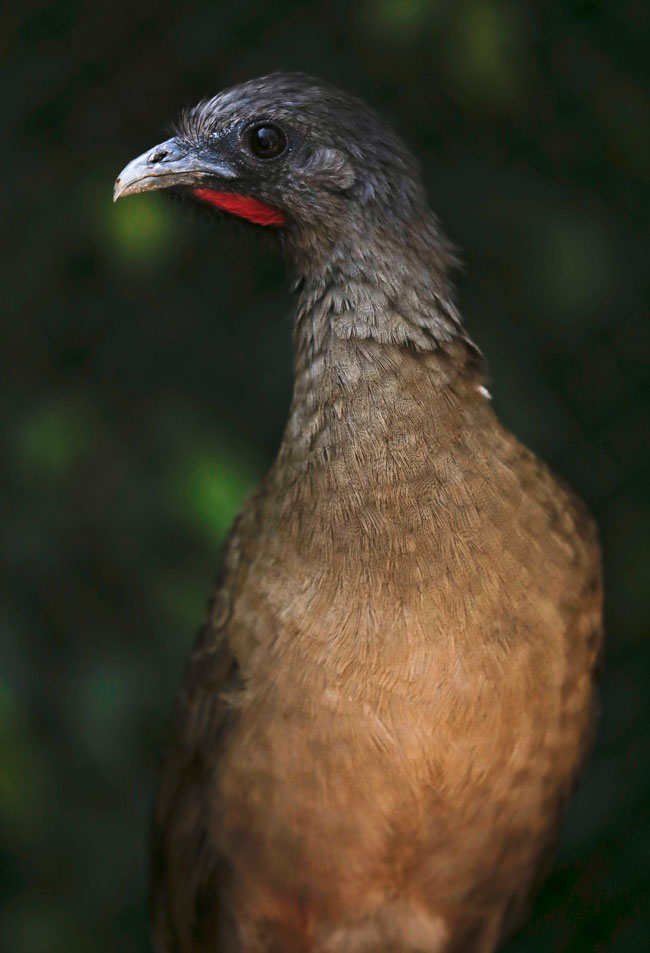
left=288, top=209, right=468, bottom=357
left=277, top=217, right=486, bottom=476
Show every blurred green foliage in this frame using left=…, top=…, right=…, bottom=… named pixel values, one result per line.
left=106, top=195, right=176, bottom=265
left=2, top=0, right=648, bottom=950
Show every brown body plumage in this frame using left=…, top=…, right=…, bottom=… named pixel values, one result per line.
left=115, top=74, right=603, bottom=953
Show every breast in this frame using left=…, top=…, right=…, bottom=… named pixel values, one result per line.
left=210, top=400, right=602, bottom=946
left=211, top=615, right=597, bottom=952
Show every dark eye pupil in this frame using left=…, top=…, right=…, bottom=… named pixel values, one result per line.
left=249, top=125, right=286, bottom=158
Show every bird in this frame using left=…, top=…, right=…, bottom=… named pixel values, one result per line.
left=114, top=73, right=603, bottom=953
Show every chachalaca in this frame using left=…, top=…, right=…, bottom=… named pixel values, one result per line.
left=114, top=73, right=603, bottom=953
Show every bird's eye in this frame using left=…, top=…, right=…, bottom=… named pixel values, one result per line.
left=247, top=124, right=287, bottom=159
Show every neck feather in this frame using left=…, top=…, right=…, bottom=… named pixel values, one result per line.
left=288, top=210, right=478, bottom=362
left=277, top=217, right=487, bottom=474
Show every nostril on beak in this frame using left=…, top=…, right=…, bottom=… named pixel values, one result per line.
left=149, top=148, right=169, bottom=164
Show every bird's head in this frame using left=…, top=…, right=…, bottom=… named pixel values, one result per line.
left=114, top=73, right=427, bottom=251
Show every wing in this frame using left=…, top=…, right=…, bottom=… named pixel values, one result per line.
left=151, top=516, right=254, bottom=953
left=151, top=625, right=241, bottom=953
left=500, top=490, right=605, bottom=946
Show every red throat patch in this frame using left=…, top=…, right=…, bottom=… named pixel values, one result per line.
left=192, top=189, right=286, bottom=225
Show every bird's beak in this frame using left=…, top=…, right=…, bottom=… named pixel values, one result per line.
left=113, top=137, right=237, bottom=202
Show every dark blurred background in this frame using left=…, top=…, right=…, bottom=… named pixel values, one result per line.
left=2, top=0, right=649, bottom=950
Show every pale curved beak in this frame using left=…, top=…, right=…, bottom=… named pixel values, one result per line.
left=113, top=137, right=238, bottom=202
